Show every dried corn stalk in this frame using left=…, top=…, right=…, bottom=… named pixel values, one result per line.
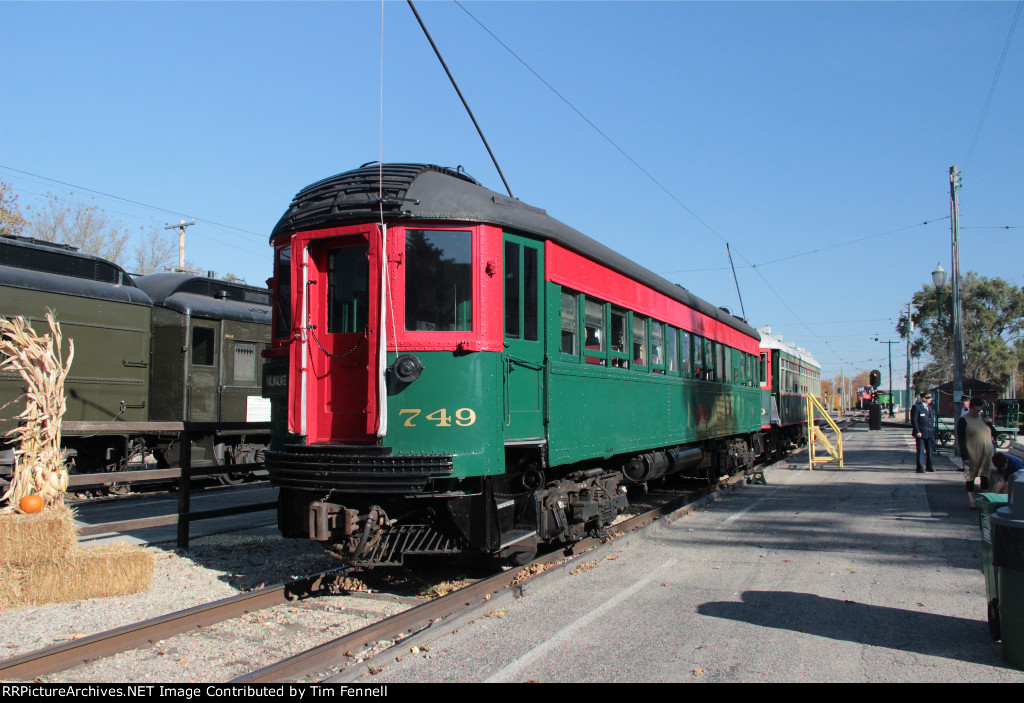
left=0, top=313, right=74, bottom=511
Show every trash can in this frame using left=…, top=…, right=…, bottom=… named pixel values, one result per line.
left=992, top=471, right=1024, bottom=669
left=977, top=492, right=1009, bottom=640
left=868, top=402, right=881, bottom=431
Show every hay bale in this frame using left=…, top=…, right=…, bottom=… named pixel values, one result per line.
left=0, top=566, right=24, bottom=610
left=0, top=505, right=77, bottom=565
left=12, top=543, right=154, bottom=608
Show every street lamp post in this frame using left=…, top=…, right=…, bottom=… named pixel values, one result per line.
left=932, top=263, right=947, bottom=416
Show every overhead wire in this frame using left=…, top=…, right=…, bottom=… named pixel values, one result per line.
left=0, top=165, right=265, bottom=239
left=657, top=217, right=949, bottom=275
left=0, top=165, right=268, bottom=261
left=963, top=0, right=1023, bottom=172
left=452, top=1, right=936, bottom=370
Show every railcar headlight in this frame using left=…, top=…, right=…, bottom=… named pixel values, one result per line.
left=392, top=354, right=424, bottom=384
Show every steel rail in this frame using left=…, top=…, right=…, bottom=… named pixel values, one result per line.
left=235, top=472, right=752, bottom=683
left=0, top=456, right=792, bottom=682
left=0, top=568, right=348, bottom=681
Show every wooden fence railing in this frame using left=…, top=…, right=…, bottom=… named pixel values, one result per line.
left=2, top=421, right=275, bottom=549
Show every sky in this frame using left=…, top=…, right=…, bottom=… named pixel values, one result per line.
left=2, top=1, right=1022, bottom=388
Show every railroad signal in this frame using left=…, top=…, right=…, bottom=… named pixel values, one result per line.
left=869, top=370, right=881, bottom=388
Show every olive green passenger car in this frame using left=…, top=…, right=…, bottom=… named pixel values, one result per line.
left=0, top=236, right=153, bottom=472
left=0, top=235, right=272, bottom=476
left=265, top=164, right=772, bottom=567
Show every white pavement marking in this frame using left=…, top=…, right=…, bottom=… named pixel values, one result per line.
left=483, top=557, right=680, bottom=683
left=715, top=468, right=800, bottom=530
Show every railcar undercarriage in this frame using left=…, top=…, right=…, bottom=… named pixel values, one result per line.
left=273, top=428, right=795, bottom=568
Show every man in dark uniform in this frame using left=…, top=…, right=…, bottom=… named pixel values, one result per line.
left=911, top=392, right=936, bottom=473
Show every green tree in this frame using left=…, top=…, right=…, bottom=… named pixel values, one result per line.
left=0, top=180, right=27, bottom=236
left=899, top=273, right=1024, bottom=393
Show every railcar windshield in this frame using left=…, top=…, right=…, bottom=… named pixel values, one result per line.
left=274, top=244, right=291, bottom=340
left=327, top=245, right=369, bottom=334
left=405, top=229, right=473, bottom=331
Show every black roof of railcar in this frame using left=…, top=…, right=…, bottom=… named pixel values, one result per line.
left=136, top=273, right=271, bottom=324
left=271, top=163, right=758, bottom=340
left=0, top=235, right=152, bottom=306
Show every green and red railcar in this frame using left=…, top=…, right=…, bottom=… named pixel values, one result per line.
left=757, top=327, right=822, bottom=443
left=264, top=163, right=778, bottom=566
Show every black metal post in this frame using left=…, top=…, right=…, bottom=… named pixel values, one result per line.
left=176, top=429, right=192, bottom=549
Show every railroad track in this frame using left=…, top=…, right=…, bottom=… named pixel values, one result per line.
left=0, top=467, right=762, bottom=683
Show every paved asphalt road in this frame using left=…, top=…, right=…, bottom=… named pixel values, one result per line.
left=360, top=425, right=1024, bottom=683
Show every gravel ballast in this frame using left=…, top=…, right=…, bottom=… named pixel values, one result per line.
left=0, top=527, right=414, bottom=683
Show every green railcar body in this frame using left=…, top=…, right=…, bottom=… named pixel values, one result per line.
left=265, top=164, right=773, bottom=566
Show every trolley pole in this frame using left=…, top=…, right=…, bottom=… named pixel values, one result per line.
left=165, top=219, right=196, bottom=268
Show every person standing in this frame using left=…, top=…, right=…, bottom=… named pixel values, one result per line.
left=911, top=392, right=936, bottom=473
left=958, top=398, right=995, bottom=508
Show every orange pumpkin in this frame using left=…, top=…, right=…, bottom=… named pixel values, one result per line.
left=19, top=494, right=44, bottom=514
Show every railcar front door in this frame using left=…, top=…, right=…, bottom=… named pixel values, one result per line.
left=304, top=233, right=382, bottom=443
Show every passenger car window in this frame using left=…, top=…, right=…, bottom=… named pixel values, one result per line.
left=405, top=230, right=473, bottom=331
left=192, top=327, right=215, bottom=367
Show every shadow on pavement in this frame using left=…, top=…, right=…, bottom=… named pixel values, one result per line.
left=697, top=590, right=1005, bottom=667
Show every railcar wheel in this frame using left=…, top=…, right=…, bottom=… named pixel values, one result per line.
left=216, top=473, right=246, bottom=486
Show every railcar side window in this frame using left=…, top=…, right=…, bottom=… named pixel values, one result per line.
left=504, top=240, right=540, bottom=342
left=610, top=307, right=628, bottom=368
left=632, top=315, right=647, bottom=368
left=705, top=338, right=716, bottom=381
left=681, top=331, right=692, bottom=376
left=504, top=242, right=520, bottom=339
left=666, top=326, right=678, bottom=374
left=693, top=334, right=704, bottom=378
left=559, top=290, right=578, bottom=355
left=720, top=345, right=730, bottom=383
left=405, top=230, right=473, bottom=332
left=327, top=246, right=369, bottom=334
left=523, top=247, right=538, bottom=341
left=650, top=321, right=664, bottom=372
left=760, top=352, right=768, bottom=385
left=274, top=244, right=292, bottom=340
left=192, top=327, right=215, bottom=367
left=584, top=297, right=606, bottom=365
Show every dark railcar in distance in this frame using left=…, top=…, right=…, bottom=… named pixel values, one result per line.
left=0, top=234, right=272, bottom=477
left=757, top=327, right=822, bottom=444
left=0, top=235, right=153, bottom=471
left=135, top=273, right=272, bottom=468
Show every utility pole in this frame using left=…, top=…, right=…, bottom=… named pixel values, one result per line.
left=840, top=367, right=846, bottom=415
left=950, top=166, right=965, bottom=451
left=875, top=338, right=897, bottom=417
left=905, top=302, right=913, bottom=423
left=165, top=219, right=196, bottom=268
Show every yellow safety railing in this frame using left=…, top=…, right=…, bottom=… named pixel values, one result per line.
left=806, top=393, right=844, bottom=470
